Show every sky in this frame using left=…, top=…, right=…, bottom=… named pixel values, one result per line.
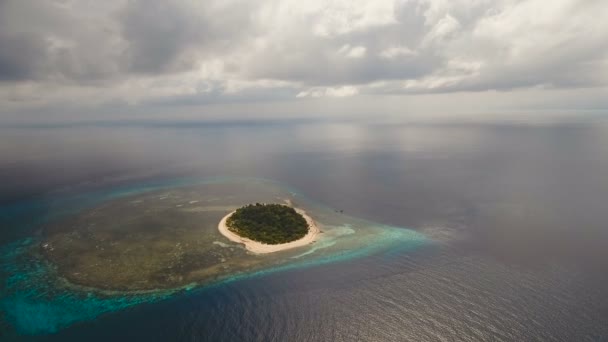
left=1, top=0, right=607, bottom=123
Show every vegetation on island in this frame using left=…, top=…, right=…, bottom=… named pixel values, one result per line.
left=226, top=203, right=309, bottom=244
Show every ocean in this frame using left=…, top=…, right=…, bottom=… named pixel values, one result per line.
left=1, top=119, right=607, bottom=341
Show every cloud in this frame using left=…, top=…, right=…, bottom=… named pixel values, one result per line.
left=0, top=0, right=128, bottom=82
left=296, top=85, right=359, bottom=98
left=119, top=0, right=201, bottom=73
left=0, top=0, right=607, bottom=110
left=338, top=45, right=367, bottom=59
left=118, top=0, right=257, bottom=74
left=379, top=46, right=416, bottom=59
left=0, top=32, right=49, bottom=81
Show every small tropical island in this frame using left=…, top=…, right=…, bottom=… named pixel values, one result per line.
left=218, top=203, right=319, bottom=254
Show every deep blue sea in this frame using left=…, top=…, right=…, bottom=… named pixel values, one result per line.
left=1, top=119, right=608, bottom=341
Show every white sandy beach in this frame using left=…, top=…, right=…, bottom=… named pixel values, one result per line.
left=218, top=207, right=319, bottom=254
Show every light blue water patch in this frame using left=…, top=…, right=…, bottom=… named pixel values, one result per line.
left=192, top=223, right=429, bottom=294
left=290, top=223, right=354, bottom=259
left=291, top=240, right=337, bottom=259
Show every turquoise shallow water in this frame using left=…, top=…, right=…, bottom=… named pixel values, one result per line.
left=0, top=177, right=429, bottom=336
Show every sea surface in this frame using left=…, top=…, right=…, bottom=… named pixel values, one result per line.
left=1, top=118, right=608, bottom=341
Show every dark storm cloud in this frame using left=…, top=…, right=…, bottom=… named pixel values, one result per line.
left=0, top=0, right=52, bottom=81
left=119, top=0, right=206, bottom=74
left=0, top=0, right=127, bottom=83
left=118, top=0, right=259, bottom=75
left=0, top=0, right=255, bottom=82
left=0, top=32, right=48, bottom=81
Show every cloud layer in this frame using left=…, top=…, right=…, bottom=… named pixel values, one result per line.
left=0, top=0, right=607, bottom=108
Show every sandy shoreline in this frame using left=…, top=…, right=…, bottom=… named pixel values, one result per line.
left=218, top=207, right=320, bottom=254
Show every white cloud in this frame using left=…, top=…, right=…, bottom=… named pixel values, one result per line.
left=296, top=86, right=359, bottom=98
left=421, top=13, right=461, bottom=47
left=338, top=44, right=367, bottom=58
left=0, top=0, right=607, bottom=112
left=307, top=0, right=397, bottom=37
left=379, top=46, right=416, bottom=59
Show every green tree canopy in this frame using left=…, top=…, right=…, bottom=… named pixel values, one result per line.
left=226, top=203, right=309, bottom=244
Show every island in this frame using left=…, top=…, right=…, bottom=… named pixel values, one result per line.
left=218, top=203, right=319, bottom=254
